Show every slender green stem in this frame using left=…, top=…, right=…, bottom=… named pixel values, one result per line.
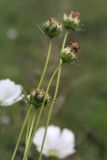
left=38, top=40, right=52, bottom=89
left=39, top=32, right=69, bottom=160
left=25, top=39, right=52, bottom=146
left=25, top=107, right=35, bottom=146
left=23, top=39, right=53, bottom=160
left=11, top=39, right=52, bottom=160
left=25, top=109, right=32, bottom=144
left=11, top=105, right=32, bottom=160
left=23, top=110, right=36, bottom=160
left=23, top=64, right=62, bottom=160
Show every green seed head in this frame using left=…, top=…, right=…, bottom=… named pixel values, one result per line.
left=63, top=11, right=80, bottom=31
left=61, top=42, right=80, bottom=63
left=30, top=89, right=50, bottom=108
left=43, top=18, right=63, bottom=38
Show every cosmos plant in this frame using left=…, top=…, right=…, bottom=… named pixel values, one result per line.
left=0, top=10, right=84, bottom=160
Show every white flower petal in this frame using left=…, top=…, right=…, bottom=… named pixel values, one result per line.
left=0, top=79, right=23, bottom=107
left=33, top=125, right=61, bottom=156
left=61, top=129, right=75, bottom=147
left=57, top=129, right=75, bottom=158
left=33, top=127, right=49, bottom=156
left=44, top=125, right=61, bottom=149
left=33, top=127, right=45, bottom=147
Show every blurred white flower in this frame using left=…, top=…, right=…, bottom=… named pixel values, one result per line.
left=6, top=28, right=19, bottom=40
left=0, top=79, right=23, bottom=106
left=33, top=125, right=75, bottom=159
left=1, top=115, right=11, bottom=125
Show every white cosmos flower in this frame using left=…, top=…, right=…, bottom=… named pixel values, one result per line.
left=0, top=79, right=23, bottom=107
left=33, top=125, right=75, bottom=159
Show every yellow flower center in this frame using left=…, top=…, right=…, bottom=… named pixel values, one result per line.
left=48, top=149, right=58, bottom=157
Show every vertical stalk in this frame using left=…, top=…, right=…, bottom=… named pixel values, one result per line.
left=25, top=109, right=32, bottom=144
left=23, top=39, right=53, bottom=160
left=11, top=105, right=32, bottom=160
left=23, top=64, right=62, bottom=160
left=25, top=39, right=52, bottom=143
left=39, top=32, right=69, bottom=160
left=38, top=40, right=52, bottom=89
left=23, top=110, right=36, bottom=160
left=11, top=39, right=52, bottom=160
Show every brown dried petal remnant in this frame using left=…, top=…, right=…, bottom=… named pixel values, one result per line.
left=68, top=42, right=80, bottom=54
left=70, top=11, right=80, bottom=18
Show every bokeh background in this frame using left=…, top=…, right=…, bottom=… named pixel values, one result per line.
left=0, top=0, right=107, bottom=159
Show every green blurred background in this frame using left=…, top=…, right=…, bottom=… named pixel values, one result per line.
left=0, top=0, right=107, bottom=159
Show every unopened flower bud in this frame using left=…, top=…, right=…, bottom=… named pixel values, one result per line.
left=60, top=42, right=80, bottom=63
left=43, top=18, right=63, bottom=38
left=30, top=89, right=50, bottom=107
left=63, top=11, right=80, bottom=31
